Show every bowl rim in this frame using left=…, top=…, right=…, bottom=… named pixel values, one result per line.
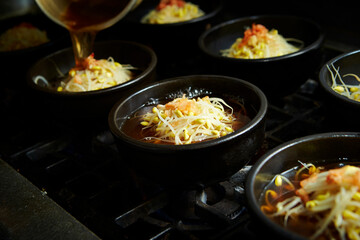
left=245, top=131, right=360, bottom=240
left=198, top=14, right=325, bottom=63
left=319, top=49, right=360, bottom=106
left=27, top=40, right=158, bottom=97
left=108, top=74, right=268, bottom=151
left=125, top=0, right=223, bottom=27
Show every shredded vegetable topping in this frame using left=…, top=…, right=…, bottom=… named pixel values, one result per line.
left=0, top=22, right=49, bottom=51
left=141, top=0, right=204, bottom=24
left=262, top=162, right=360, bottom=240
left=221, top=23, right=303, bottom=59
left=56, top=53, right=134, bottom=92
left=139, top=95, right=240, bottom=145
left=327, top=63, right=360, bottom=102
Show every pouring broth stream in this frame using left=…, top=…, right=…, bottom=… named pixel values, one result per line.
left=60, top=0, right=133, bottom=66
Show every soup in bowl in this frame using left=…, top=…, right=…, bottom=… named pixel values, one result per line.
left=245, top=132, right=360, bottom=240
left=108, top=75, right=267, bottom=188
left=27, top=40, right=157, bottom=124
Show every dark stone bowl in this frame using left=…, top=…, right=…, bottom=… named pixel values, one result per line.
left=318, top=49, right=360, bottom=129
left=108, top=75, right=267, bottom=188
left=198, top=15, right=325, bottom=99
left=319, top=49, right=360, bottom=109
left=27, top=40, right=157, bottom=125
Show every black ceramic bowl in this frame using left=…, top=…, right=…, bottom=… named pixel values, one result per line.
left=111, top=0, right=222, bottom=76
left=27, top=40, right=157, bottom=125
left=199, top=15, right=324, bottom=99
left=0, top=13, right=69, bottom=88
left=108, top=75, right=267, bottom=188
left=319, top=49, right=360, bottom=111
left=245, top=132, right=360, bottom=240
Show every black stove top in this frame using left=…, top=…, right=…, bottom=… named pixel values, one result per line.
left=1, top=1, right=360, bottom=239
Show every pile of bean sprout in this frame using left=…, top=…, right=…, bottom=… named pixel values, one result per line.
left=56, top=54, right=134, bottom=92
left=262, top=162, right=360, bottom=240
left=327, top=63, right=360, bottom=102
left=139, top=95, right=237, bottom=145
left=141, top=0, right=204, bottom=24
left=221, top=23, right=303, bottom=59
left=33, top=54, right=134, bottom=92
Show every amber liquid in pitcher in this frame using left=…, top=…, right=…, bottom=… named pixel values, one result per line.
left=59, top=0, right=132, bottom=67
